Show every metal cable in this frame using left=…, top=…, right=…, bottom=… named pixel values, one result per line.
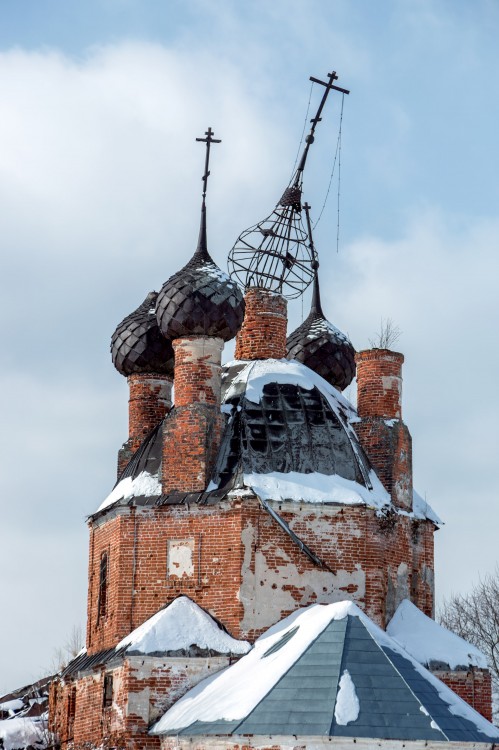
left=313, top=93, right=345, bottom=231
left=289, top=80, right=314, bottom=181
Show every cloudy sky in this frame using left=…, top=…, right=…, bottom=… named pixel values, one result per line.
left=1, top=0, right=498, bottom=694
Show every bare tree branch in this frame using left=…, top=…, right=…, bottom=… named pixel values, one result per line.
left=368, top=317, right=402, bottom=350
left=438, top=568, right=499, bottom=722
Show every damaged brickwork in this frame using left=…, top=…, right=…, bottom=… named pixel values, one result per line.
left=49, top=655, right=231, bottom=750
left=85, top=495, right=435, bottom=657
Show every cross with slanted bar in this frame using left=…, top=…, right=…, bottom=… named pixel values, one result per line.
left=196, top=127, right=222, bottom=200
left=293, top=71, right=349, bottom=186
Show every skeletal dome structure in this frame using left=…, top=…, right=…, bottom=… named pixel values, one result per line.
left=287, top=271, right=355, bottom=391
left=111, top=291, right=174, bottom=377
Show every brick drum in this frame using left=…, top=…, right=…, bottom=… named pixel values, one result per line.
left=356, top=348, right=404, bottom=420
left=162, top=337, right=224, bottom=494
left=235, top=288, right=287, bottom=360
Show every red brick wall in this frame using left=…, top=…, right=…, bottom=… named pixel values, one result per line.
left=50, top=656, right=232, bottom=750
left=118, top=373, right=172, bottom=477
left=162, top=337, right=224, bottom=494
left=356, top=349, right=404, bottom=420
left=354, top=349, right=412, bottom=511
left=435, top=668, right=492, bottom=722
left=86, top=498, right=435, bottom=654
left=235, top=288, right=287, bottom=360
left=354, top=419, right=413, bottom=510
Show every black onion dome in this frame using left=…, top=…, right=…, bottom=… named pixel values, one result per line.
left=286, top=274, right=356, bottom=391
left=111, top=291, right=174, bottom=377
left=156, top=204, right=244, bottom=341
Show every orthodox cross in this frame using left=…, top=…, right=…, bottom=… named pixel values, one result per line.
left=196, top=127, right=222, bottom=201
left=294, top=71, right=350, bottom=186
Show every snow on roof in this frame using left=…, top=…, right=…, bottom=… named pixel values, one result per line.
left=306, top=316, right=351, bottom=344
left=116, top=596, right=250, bottom=656
left=96, top=470, right=162, bottom=513
left=224, top=359, right=391, bottom=511
left=411, top=489, right=443, bottom=525
left=387, top=599, right=487, bottom=669
left=0, top=717, right=47, bottom=750
left=224, top=358, right=356, bottom=419
left=151, top=600, right=499, bottom=741
left=243, top=469, right=390, bottom=509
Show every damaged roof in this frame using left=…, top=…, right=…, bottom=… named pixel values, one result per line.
left=93, top=359, right=439, bottom=525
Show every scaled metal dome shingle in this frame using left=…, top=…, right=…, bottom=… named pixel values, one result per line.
left=156, top=205, right=245, bottom=341
left=111, top=291, right=174, bottom=377
left=286, top=274, right=355, bottom=391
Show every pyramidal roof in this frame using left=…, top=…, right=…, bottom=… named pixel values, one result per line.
left=387, top=599, right=487, bottom=670
left=62, top=597, right=250, bottom=678
left=151, top=601, right=499, bottom=743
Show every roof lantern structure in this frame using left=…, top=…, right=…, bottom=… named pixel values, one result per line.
left=286, top=203, right=355, bottom=391
left=111, top=291, right=174, bottom=377
left=228, top=71, right=349, bottom=299
left=155, top=128, right=244, bottom=341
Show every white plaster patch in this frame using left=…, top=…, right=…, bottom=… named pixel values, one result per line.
left=127, top=686, right=150, bottom=722
left=239, top=530, right=366, bottom=633
left=167, top=539, right=194, bottom=578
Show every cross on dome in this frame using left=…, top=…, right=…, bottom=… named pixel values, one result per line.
left=195, top=126, right=222, bottom=202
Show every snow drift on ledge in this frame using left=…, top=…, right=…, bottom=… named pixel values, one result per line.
left=387, top=598, right=487, bottom=669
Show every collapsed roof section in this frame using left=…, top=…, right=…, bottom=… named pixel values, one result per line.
left=151, top=600, right=499, bottom=743
left=92, top=359, right=439, bottom=525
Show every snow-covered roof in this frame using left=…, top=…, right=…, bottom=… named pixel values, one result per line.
left=116, top=596, right=250, bottom=656
left=151, top=600, right=499, bottom=743
left=62, top=597, right=250, bottom=678
left=216, top=359, right=391, bottom=510
left=92, top=359, right=440, bottom=526
left=387, top=599, right=487, bottom=670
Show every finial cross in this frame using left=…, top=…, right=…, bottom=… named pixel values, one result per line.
left=293, top=70, right=350, bottom=187
left=196, top=127, right=222, bottom=200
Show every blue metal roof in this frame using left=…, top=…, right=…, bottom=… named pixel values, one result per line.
left=152, top=603, right=499, bottom=744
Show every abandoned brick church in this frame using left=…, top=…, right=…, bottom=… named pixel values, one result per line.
left=12, top=72, right=499, bottom=749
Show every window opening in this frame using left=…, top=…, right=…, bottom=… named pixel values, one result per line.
left=97, top=551, right=109, bottom=621
left=103, top=673, right=113, bottom=709
left=67, top=686, right=76, bottom=733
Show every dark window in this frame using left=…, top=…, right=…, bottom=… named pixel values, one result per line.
left=103, top=673, right=113, bottom=709
left=67, top=686, right=76, bottom=733
left=97, top=551, right=109, bottom=621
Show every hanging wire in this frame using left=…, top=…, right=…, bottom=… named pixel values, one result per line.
left=336, top=109, right=343, bottom=253
left=313, top=92, right=344, bottom=230
left=289, top=80, right=315, bottom=181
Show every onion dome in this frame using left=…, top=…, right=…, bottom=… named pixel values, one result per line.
left=156, top=206, right=244, bottom=341
left=111, top=291, right=174, bottom=377
left=286, top=272, right=355, bottom=391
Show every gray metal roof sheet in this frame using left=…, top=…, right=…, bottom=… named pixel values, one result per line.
left=162, top=612, right=499, bottom=743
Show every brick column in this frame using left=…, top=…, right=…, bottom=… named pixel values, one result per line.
left=235, top=288, right=287, bottom=360
left=354, top=349, right=412, bottom=511
left=117, top=373, right=172, bottom=476
left=162, top=337, right=224, bottom=494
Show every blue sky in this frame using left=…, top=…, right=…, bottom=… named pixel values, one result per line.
left=1, top=0, right=498, bottom=694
